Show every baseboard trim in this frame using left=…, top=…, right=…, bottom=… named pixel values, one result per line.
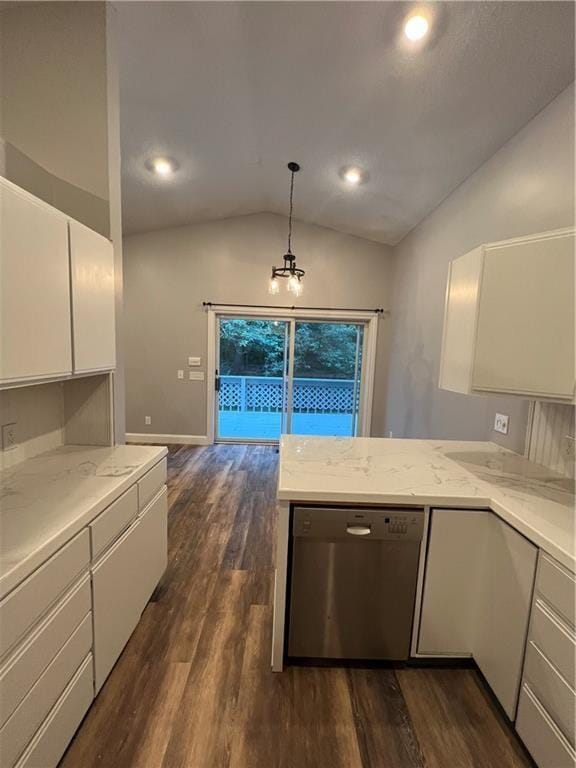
left=126, top=433, right=211, bottom=446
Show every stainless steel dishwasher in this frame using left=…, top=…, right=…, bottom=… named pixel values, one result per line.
left=288, top=506, right=424, bottom=661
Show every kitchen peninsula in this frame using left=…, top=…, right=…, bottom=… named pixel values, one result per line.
left=273, top=436, right=575, bottom=765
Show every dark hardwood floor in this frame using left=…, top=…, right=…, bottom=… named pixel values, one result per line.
left=61, top=444, right=533, bottom=768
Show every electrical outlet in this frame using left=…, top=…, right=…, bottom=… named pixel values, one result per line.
left=189, top=370, right=205, bottom=381
left=145, top=416, right=152, bottom=425
left=188, top=357, right=201, bottom=367
left=2, top=423, right=17, bottom=451
left=177, top=370, right=184, bottom=380
left=494, top=413, right=509, bottom=435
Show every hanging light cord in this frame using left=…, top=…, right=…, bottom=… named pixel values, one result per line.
left=287, top=167, right=295, bottom=255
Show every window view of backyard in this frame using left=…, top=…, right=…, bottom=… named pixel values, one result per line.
left=217, top=318, right=364, bottom=440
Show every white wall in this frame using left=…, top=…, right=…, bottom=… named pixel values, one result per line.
left=384, top=85, right=575, bottom=453
left=123, top=213, right=393, bottom=438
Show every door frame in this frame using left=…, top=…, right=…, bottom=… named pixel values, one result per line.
left=206, top=306, right=379, bottom=444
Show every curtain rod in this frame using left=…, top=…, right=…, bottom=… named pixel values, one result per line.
left=202, top=301, right=388, bottom=314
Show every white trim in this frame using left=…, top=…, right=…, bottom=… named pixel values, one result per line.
left=126, top=433, right=209, bottom=446
left=206, top=306, right=380, bottom=442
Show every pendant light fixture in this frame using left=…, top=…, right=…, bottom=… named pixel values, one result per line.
left=269, top=162, right=305, bottom=297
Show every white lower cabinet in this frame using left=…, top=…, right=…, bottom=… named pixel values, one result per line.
left=516, top=684, right=576, bottom=768
left=418, top=509, right=538, bottom=719
left=0, top=457, right=168, bottom=767
left=473, top=514, right=538, bottom=719
left=418, top=509, right=486, bottom=655
left=92, top=486, right=168, bottom=691
left=14, top=655, right=94, bottom=768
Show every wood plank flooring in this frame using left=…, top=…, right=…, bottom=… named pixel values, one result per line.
left=61, top=444, right=533, bottom=768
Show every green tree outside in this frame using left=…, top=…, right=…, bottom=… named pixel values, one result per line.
left=219, top=319, right=361, bottom=379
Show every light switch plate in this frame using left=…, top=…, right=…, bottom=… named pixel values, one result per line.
left=494, top=413, right=509, bottom=435
left=2, top=423, right=17, bottom=451
left=189, top=371, right=205, bottom=381
left=188, top=357, right=201, bottom=367
left=177, top=370, right=184, bottom=380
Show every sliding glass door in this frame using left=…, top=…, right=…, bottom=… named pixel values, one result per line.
left=215, top=315, right=368, bottom=442
left=290, top=321, right=364, bottom=437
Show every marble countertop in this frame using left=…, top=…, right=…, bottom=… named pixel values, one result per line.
left=0, top=444, right=168, bottom=598
left=278, top=436, right=575, bottom=571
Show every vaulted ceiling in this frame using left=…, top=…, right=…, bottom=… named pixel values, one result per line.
left=117, top=1, right=575, bottom=243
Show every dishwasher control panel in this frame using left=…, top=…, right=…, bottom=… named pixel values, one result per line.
left=293, top=506, right=424, bottom=541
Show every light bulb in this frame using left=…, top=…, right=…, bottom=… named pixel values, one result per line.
left=145, top=156, right=178, bottom=177
left=344, top=168, right=361, bottom=185
left=268, top=276, right=280, bottom=295
left=404, top=15, right=429, bottom=41
left=288, top=275, right=303, bottom=297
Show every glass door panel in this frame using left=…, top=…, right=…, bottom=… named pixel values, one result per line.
left=216, top=317, right=288, bottom=441
left=291, top=321, right=365, bottom=437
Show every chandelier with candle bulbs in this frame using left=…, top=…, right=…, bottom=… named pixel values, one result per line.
left=268, top=162, right=305, bottom=297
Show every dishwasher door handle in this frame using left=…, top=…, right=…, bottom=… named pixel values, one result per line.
left=346, top=524, right=372, bottom=536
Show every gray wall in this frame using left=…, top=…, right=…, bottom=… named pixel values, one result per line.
left=123, top=213, right=394, bottom=437
left=0, top=2, right=110, bottom=235
left=0, top=2, right=126, bottom=442
left=384, top=85, right=575, bottom=453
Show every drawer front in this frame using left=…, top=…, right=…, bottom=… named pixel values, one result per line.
left=537, top=554, right=575, bottom=628
left=0, top=615, right=92, bottom=767
left=0, top=575, right=90, bottom=728
left=15, top=654, right=93, bottom=768
left=516, top=684, right=575, bottom=768
left=92, top=486, right=167, bottom=691
left=137, top=458, right=167, bottom=512
left=524, top=641, right=576, bottom=746
left=0, top=530, right=90, bottom=660
left=90, top=485, right=138, bottom=560
left=531, top=599, right=576, bottom=688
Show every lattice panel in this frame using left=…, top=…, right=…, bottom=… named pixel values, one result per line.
left=293, top=383, right=354, bottom=414
left=219, top=380, right=241, bottom=411
left=246, top=380, right=284, bottom=412
left=219, top=377, right=356, bottom=414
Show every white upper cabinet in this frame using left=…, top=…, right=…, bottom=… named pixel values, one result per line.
left=0, top=178, right=116, bottom=386
left=0, top=180, right=72, bottom=384
left=69, top=221, right=116, bottom=373
left=439, top=229, right=575, bottom=401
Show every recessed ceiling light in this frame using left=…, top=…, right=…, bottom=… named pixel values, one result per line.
left=404, top=14, right=429, bottom=41
left=146, top=156, right=178, bottom=177
left=341, top=166, right=365, bottom=186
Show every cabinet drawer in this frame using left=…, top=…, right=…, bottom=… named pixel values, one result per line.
left=524, top=641, right=575, bottom=746
left=516, top=684, right=575, bottom=768
left=0, top=530, right=90, bottom=660
left=0, top=615, right=92, bottom=767
left=92, top=486, right=167, bottom=691
left=0, top=575, right=90, bottom=729
left=137, top=458, right=167, bottom=511
left=537, top=554, right=575, bottom=628
left=90, top=485, right=138, bottom=560
left=531, top=599, right=576, bottom=688
left=14, top=654, right=93, bottom=768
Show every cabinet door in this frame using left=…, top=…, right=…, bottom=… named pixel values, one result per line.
left=438, top=247, right=483, bottom=394
left=474, top=515, right=538, bottom=720
left=92, top=486, right=167, bottom=692
left=0, top=180, right=72, bottom=383
left=418, top=509, right=488, bottom=655
left=473, top=231, right=575, bottom=399
left=69, top=220, right=116, bottom=373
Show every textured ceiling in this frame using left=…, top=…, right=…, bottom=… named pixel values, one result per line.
left=118, top=1, right=575, bottom=243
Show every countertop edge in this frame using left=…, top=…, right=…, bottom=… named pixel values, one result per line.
left=0, top=445, right=168, bottom=599
left=277, top=488, right=575, bottom=572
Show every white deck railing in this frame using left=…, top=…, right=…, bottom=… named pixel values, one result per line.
left=219, top=375, right=356, bottom=414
